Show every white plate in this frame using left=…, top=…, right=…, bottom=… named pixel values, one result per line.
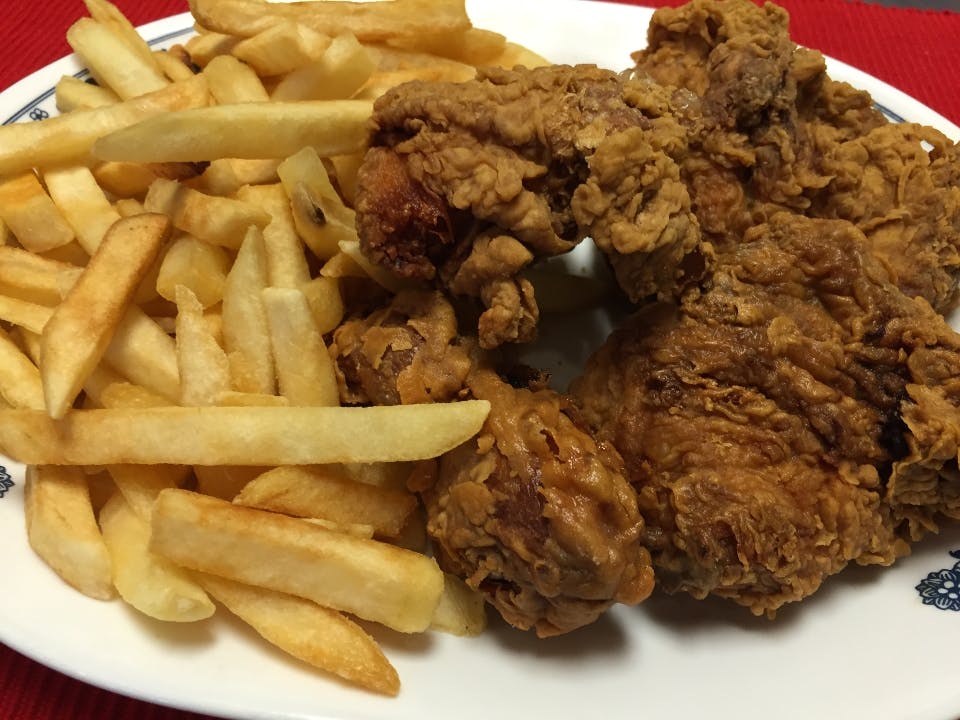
left=2, top=2, right=960, bottom=719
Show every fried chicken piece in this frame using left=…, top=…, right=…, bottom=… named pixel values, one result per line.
left=329, top=289, right=472, bottom=405
left=572, top=213, right=960, bottom=615
left=423, top=368, right=655, bottom=637
left=354, top=64, right=709, bottom=345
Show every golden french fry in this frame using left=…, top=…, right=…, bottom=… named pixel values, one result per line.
left=0, top=246, right=73, bottom=306
left=194, top=158, right=281, bottom=197
left=0, top=326, right=45, bottom=410
left=84, top=0, right=162, bottom=71
left=176, top=284, right=231, bottom=406
left=202, top=54, right=269, bottom=103
left=153, top=49, right=197, bottom=82
left=100, top=492, right=216, bottom=622
left=387, top=27, right=506, bottom=65
left=300, top=275, right=344, bottom=335
left=0, top=295, right=54, bottom=334
left=430, top=572, right=487, bottom=637
left=106, top=464, right=192, bottom=522
left=151, top=489, right=444, bottom=633
left=183, top=30, right=241, bottom=68
left=194, top=465, right=268, bottom=500
left=262, top=287, right=339, bottom=406
left=329, top=152, right=364, bottom=205
left=145, top=178, right=272, bottom=250
left=55, top=74, right=120, bottom=112
left=156, top=235, right=230, bottom=308
left=189, top=0, right=470, bottom=44
left=222, top=226, right=275, bottom=394
left=40, top=214, right=170, bottom=418
left=270, top=33, right=375, bottom=102
left=233, top=465, right=417, bottom=537
left=234, top=184, right=310, bottom=289
left=0, top=74, right=209, bottom=176
left=0, top=172, right=76, bottom=253
left=214, top=390, right=290, bottom=407
left=24, top=464, right=116, bottom=600
left=43, top=165, right=122, bottom=255
left=93, top=100, right=372, bottom=163
left=0, top=401, right=491, bottom=465
left=102, top=307, right=181, bottom=403
left=196, top=573, right=399, bottom=695
left=232, top=21, right=332, bottom=77
left=67, top=17, right=169, bottom=99
left=338, top=239, right=411, bottom=293
left=94, top=161, right=161, bottom=198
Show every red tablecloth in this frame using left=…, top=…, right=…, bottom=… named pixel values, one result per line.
left=1, top=1, right=958, bottom=719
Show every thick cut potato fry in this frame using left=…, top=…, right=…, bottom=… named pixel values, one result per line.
left=194, top=465, right=268, bottom=500
left=0, top=172, right=76, bottom=253
left=84, top=0, right=162, bottom=71
left=197, top=573, right=399, bottom=695
left=262, top=287, right=339, bottom=406
left=44, top=165, right=122, bottom=255
left=153, top=49, right=197, bottom=82
left=0, top=327, right=45, bottom=410
left=183, top=30, right=241, bottom=67
left=176, top=285, right=231, bottom=406
left=156, top=235, right=230, bottom=308
left=0, top=401, right=490, bottom=465
left=41, top=214, right=170, bottom=418
left=0, top=246, right=73, bottom=306
left=93, top=100, right=372, bottom=163
left=0, top=295, right=54, bottom=334
left=234, top=184, right=310, bottom=289
left=430, top=572, right=487, bottom=637
left=107, top=464, right=192, bottom=522
left=202, top=54, right=269, bottom=103
left=94, top=161, right=162, bottom=198
left=0, top=74, right=209, bottom=176
left=189, top=0, right=470, bottom=43
left=55, top=75, right=120, bottom=112
left=24, top=465, right=115, bottom=600
left=151, top=489, right=444, bottom=633
left=67, top=18, right=170, bottom=100
left=194, top=158, right=281, bottom=197
left=338, top=239, right=411, bottom=293
left=300, top=275, right=344, bottom=335
left=270, top=33, right=375, bottom=102
left=233, top=465, right=417, bottom=537
left=388, top=27, right=506, bottom=65
left=103, top=307, right=181, bottom=402
left=232, top=21, right=332, bottom=77
left=100, top=493, right=216, bottom=622
left=222, top=227, right=275, bottom=394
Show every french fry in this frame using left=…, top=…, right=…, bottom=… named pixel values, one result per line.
left=55, top=75, right=120, bottom=112
left=84, top=0, right=162, bottom=71
left=270, top=33, right=375, bottom=102
left=222, top=227, right=275, bottom=394
left=233, top=465, right=417, bottom=537
left=338, top=239, right=411, bottom=293
left=176, top=284, right=231, bottom=406
left=94, top=161, right=162, bottom=197
left=300, top=275, right=345, bottom=335
left=0, top=401, right=491, bottom=465
left=202, top=54, right=269, bottom=103
left=67, top=17, right=170, bottom=99
left=153, top=49, right=197, bottom=82
left=107, top=464, right=192, bottom=522
left=24, top=465, right=115, bottom=600
left=262, top=287, right=339, bottom=406
left=40, top=214, right=170, bottom=418
left=430, top=572, right=487, bottom=637
left=197, top=573, right=399, bottom=695
left=0, top=327, right=46, bottom=410
left=93, top=100, right=373, bottom=163
left=0, top=246, right=73, bottom=306
left=44, top=165, right=122, bottom=255
left=189, top=0, right=470, bottom=44
left=388, top=27, right=506, bottom=65
left=183, top=30, right=241, bottom=68
left=232, top=21, right=332, bottom=77
left=0, top=295, right=54, bottom=334
left=0, top=74, right=209, bottom=176
left=156, top=235, right=230, bottom=308
left=99, top=492, right=216, bottom=622
left=102, top=307, right=182, bottom=402
left=150, top=489, right=444, bottom=633
left=0, top=172, right=76, bottom=253
left=193, top=158, right=281, bottom=197
left=194, top=465, right=268, bottom=500
left=234, top=184, right=310, bottom=289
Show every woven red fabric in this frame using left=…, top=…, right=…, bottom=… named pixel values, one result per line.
left=0, top=0, right=957, bottom=718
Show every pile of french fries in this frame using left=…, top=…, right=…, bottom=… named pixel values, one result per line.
left=0, top=0, right=548, bottom=696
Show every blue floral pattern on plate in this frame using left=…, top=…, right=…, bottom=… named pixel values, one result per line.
left=0, top=466, right=13, bottom=498
left=916, top=550, right=960, bottom=611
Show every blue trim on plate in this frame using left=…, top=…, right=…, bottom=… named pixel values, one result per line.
left=0, top=466, right=12, bottom=498
left=2, top=26, right=194, bottom=125
left=916, top=550, right=960, bottom=611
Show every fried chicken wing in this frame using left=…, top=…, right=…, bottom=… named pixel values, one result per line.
left=572, top=213, right=960, bottom=615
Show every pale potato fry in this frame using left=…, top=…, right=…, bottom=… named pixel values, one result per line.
left=329, top=151, right=364, bottom=205
left=194, top=158, right=281, bottom=197
left=197, top=573, right=399, bottom=695
left=67, top=17, right=170, bottom=99
left=0, top=401, right=491, bottom=465
left=388, top=27, right=506, bottom=65
left=270, top=33, right=375, bottom=102
left=233, top=465, right=417, bottom=537
left=145, top=178, right=271, bottom=250
left=277, top=146, right=357, bottom=259
left=300, top=275, right=344, bottom=335
left=0, top=295, right=54, bottom=334
left=100, top=492, right=216, bottom=622
left=107, top=464, right=192, bottom=522
left=430, top=572, right=487, bottom=637
left=176, top=285, right=231, bottom=406
left=41, top=214, right=170, bottom=418
left=183, top=30, right=241, bottom=68
left=222, top=227, right=275, bottom=394
left=150, top=489, right=444, bottom=633
left=214, top=390, right=290, bottom=407
left=189, top=0, right=470, bottom=44
left=194, top=465, right=268, bottom=500
left=44, top=165, right=122, bottom=255
left=153, top=49, right=197, bottom=82
left=156, top=235, right=230, bottom=308
left=202, top=54, right=269, bottom=103
left=340, top=461, right=414, bottom=491
left=84, top=0, right=162, bottom=70
left=338, top=239, right=411, bottom=293
left=103, top=301, right=182, bottom=404
left=24, top=465, right=115, bottom=600
left=234, top=184, right=310, bottom=289
left=0, top=246, right=73, bottom=306
left=0, top=172, right=76, bottom=253
left=0, top=74, right=209, bottom=176
left=319, top=250, right=366, bottom=279
left=232, top=21, right=332, bottom=77
left=262, top=287, right=339, bottom=406
left=55, top=75, right=120, bottom=112
left=93, top=100, right=372, bottom=164
left=0, top=327, right=45, bottom=410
